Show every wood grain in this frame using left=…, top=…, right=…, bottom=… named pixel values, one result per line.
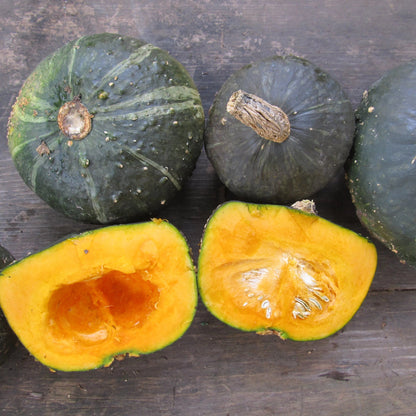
left=1, top=1, right=416, bottom=415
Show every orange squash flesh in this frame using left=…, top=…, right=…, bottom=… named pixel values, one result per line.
left=198, top=201, right=377, bottom=340
left=0, top=220, right=197, bottom=371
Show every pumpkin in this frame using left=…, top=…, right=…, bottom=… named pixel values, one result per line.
left=0, top=220, right=197, bottom=371
left=204, top=55, right=355, bottom=204
left=197, top=201, right=377, bottom=340
left=0, top=245, right=16, bottom=364
left=7, top=33, right=205, bottom=224
left=346, top=60, right=416, bottom=266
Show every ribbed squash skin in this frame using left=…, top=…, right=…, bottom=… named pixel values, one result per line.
left=0, top=221, right=197, bottom=371
left=347, top=60, right=416, bottom=266
left=198, top=201, right=377, bottom=341
left=8, top=33, right=205, bottom=224
left=0, top=245, right=16, bottom=364
left=205, top=55, right=354, bottom=204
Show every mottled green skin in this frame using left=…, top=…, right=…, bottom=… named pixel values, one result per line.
left=8, top=33, right=205, bottom=224
left=205, top=55, right=354, bottom=204
left=347, top=60, right=416, bottom=266
left=0, top=245, right=16, bottom=364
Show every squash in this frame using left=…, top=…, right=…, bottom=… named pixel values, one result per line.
left=0, top=220, right=197, bottom=371
left=204, top=55, right=355, bottom=204
left=7, top=33, right=205, bottom=224
left=197, top=201, right=377, bottom=340
left=0, top=245, right=16, bottom=364
left=346, top=60, right=416, bottom=266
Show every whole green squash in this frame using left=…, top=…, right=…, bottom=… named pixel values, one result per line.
left=8, top=33, right=205, bottom=224
left=204, top=55, right=355, bottom=204
left=347, top=59, right=416, bottom=266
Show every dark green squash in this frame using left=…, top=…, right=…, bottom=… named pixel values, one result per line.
left=204, top=55, right=355, bottom=204
left=0, top=245, right=16, bottom=364
left=8, top=33, right=205, bottom=224
left=346, top=59, right=416, bottom=266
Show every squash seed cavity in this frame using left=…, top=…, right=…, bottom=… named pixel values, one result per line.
left=220, top=250, right=336, bottom=323
left=46, top=269, right=160, bottom=348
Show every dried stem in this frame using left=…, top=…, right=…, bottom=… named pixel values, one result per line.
left=226, top=90, right=290, bottom=143
left=58, top=96, right=93, bottom=140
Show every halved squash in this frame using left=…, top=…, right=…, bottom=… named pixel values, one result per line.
left=198, top=201, right=377, bottom=340
left=0, top=220, right=197, bottom=371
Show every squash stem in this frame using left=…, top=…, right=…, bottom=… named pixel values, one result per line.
left=291, top=200, right=318, bottom=215
left=58, top=96, right=93, bottom=140
left=226, top=90, right=290, bottom=143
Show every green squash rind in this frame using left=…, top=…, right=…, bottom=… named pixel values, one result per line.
left=0, top=222, right=198, bottom=372
left=8, top=33, right=205, bottom=224
left=0, top=245, right=16, bottom=364
left=346, top=59, right=416, bottom=266
left=205, top=55, right=355, bottom=204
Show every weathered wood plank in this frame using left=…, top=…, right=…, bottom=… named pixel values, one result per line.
left=2, top=290, right=416, bottom=415
left=1, top=0, right=416, bottom=415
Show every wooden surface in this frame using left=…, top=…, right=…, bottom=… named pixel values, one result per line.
left=1, top=1, right=416, bottom=415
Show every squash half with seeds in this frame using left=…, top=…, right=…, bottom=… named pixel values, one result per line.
left=198, top=201, right=377, bottom=340
left=8, top=33, right=204, bottom=224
